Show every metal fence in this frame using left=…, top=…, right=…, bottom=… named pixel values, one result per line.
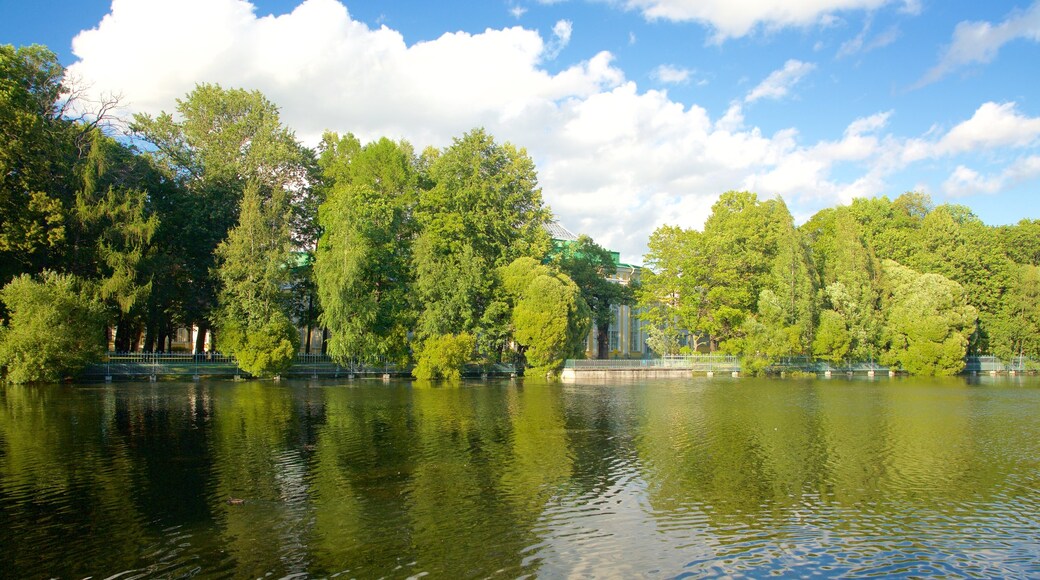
left=564, top=354, right=1035, bottom=374
left=81, top=352, right=516, bottom=380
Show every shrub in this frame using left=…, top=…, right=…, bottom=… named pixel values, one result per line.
left=0, top=272, right=107, bottom=383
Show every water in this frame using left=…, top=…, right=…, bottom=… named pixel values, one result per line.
left=1, top=376, right=1038, bottom=578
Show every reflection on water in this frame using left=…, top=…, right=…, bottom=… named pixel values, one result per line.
left=1, top=377, right=1038, bottom=577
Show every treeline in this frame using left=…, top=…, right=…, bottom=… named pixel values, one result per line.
left=639, top=191, right=1040, bottom=375
left=0, top=44, right=623, bottom=382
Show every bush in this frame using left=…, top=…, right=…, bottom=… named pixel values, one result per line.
left=217, top=311, right=299, bottom=377
left=413, top=333, right=475, bottom=381
left=0, top=272, right=107, bottom=383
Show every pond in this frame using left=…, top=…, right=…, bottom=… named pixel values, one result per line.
left=1, top=376, right=1038, bottom=578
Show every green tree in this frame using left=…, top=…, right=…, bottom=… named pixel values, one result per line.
left=412, top=128, right=551, bottom=357
left=499, top=257, right=591, bottom=376
left=879, top=260, right=977, bottom=376
left=214, top=181, right=299, bottom=376
left=554, top=234, right=633, bottom=358
left=988, top=264, right=1040, bottom=361
left=132, top=84, right=311, bottom=352
left=638, top=225, right=698, bottom=355
left=0, top=271, right=107, bottom=382
left=0, top=45, right=76, bottom=288
left=810, top=209, right=883, bottom=360
left=412, top=332, right=476, bottom=381
left=314, top=135, right=417, bottom=365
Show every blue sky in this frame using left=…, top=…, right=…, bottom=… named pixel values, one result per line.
left=3, top=0, right=1040, bottom=263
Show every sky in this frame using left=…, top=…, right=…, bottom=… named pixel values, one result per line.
left=3, top=0, right=1040, bottom=264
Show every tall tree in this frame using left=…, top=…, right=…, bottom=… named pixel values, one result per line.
left=636, top=225, right=696, bottom=355
left=314, top=135, right=418, bottom=365
left=132, top=84, right=311, bottom=352
left=412, top=128, right=551, bottom=360
left=808, top=209, right=883, bottom=361
left=214, top=181, right=298, bottom=376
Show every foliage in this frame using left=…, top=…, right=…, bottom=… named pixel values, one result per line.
left=413, top=129, right=551, bottom=348
left=553, top=234, right=633, bottom=358
left=879, top=260, right=977, bottom=376
left=215, top=181, right=299, bottom=376
left=132, top=83, right=312, bottom=348
left=812, top=309, right=851, bottom=363
left=413, top=333, right=476, bottom=381
left=314, top=135, right=417, bottom=365
left=988, top=264, right=1040, bottom=361
left=0, top=272, right=107, bottom=382
left=638, top=225, right=699, bottom=354
left=216, top=311, right=299, bottom=377
left=499, top=257, right=591, bottom=376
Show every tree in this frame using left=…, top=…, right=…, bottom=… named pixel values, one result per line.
left=554, top=234, right=633, bottom=358
left=0, top=45, right=76, bottom=289
left=412, top=128, right=551, bottom=357
left=499, top=257, right=591, bottom=377
left=132, top=84, right=311, bottom=352
left=314, top=135, right=417, bottom=365
left=214, top=181, right=299, bottom=376
left=0, top=271, right=107, bottom=382
left=811, top=209, right=883, bottom=360
left=880, top=260, right=977, bottom=376
left=988, top=264, right=1040, bottom=362
left=638, top=225, right=698, bottom=355
left=412, top=332, right=476, bottom=381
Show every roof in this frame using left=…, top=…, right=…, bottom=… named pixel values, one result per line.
left=545, top=220, right=579, bottom=242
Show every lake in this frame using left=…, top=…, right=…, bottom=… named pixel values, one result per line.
left=1, top=376, right=1038, bottom=578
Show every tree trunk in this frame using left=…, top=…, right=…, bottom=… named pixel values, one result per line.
left=144, top=323, right=156, bottom=352
left=321, top=328, right=329, bottom=355
left=114, top=316, right=132, bottom=352
left=597, top=323, right=610, bottom=359
left=194, top=322, right=208, bottom=354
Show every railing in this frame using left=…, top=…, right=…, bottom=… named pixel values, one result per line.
left=565, top=355, right=739, bottom=371
left=82, top=352, right=515, bottom=380
left=565, top=355, right=1035, bottom=375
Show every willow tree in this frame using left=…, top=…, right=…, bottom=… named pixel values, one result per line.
left=499, top=257, right=591, bottom=377
left=314, top=135, right=418, bottom=365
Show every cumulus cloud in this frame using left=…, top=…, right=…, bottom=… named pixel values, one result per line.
left=622, top=0, right=914, bottom=41
left=943, top=156, right=1040, bottom=197
left=902, top=102, right=1040, bottom=162
left=651, top=64, right=692, bottom=84
left=918, top=1, right=1040, bottom=87
left=64, top=0, right=1040, bottom=263
left=745, top=59, right=816, bottom=103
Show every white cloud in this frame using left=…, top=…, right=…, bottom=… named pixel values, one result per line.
left=902, top=102, right=1040, bottom=161
left=652, top=64, right=692, bottom=84
left=745, top=59, right=816, bottom=103
left=837, top=15, right=899, bottom=58
left=65, top=0, right=1040, bottom=263
left=622, top=0, right=913, bottom=41
left=918, top=1, right=1040, bottom=87
left=943, top=156, right=1040, bottom=197
left=511, top=5, right=527, bottom=19
left=545, top=19, right=573, bottom=59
